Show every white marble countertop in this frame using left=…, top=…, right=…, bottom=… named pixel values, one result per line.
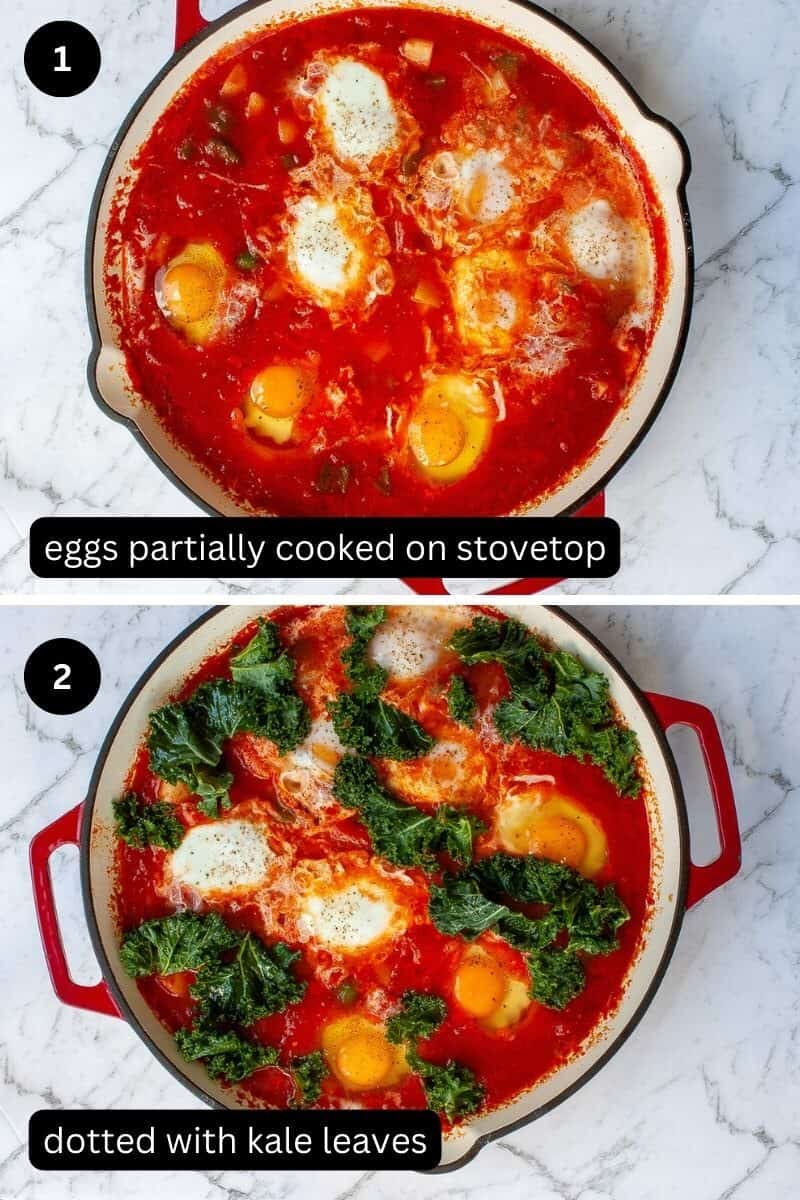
left=1, top=602, right=798, bottom=1199
left=1, top=0, right=799, bottom=596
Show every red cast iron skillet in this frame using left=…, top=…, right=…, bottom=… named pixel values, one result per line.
left=85, top=0, right=693, bottom=597
left=31, top=604, right=738, bottom=1170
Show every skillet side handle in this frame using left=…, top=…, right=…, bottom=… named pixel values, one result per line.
left=30, top=803, right=120, bottom=1018
left=645, top=692, right=741, bottom=908
left=175, top=0, right=207, bottom=50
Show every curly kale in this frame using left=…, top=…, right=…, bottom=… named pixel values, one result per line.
left=386, top=991, right=447, bottom=1044
left=119, top=911, right=240, bottom=978
left=175, top=1023, right=278, bottom=1081
left=446, top=675, right=477, bottom=726
left=112, top=792, right=184, bottom=850
left=332, top=756, right=484, bottom=870
left=449, top=617, right=642, bottom=797
left=146, top=621, right=310, bottom=817
left=329, top=606, right=434, bottom=760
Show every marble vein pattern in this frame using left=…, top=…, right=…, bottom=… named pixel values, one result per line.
left=0, top=0, right=798, bottom=595
left=0, top=602, right=798, bottom=1198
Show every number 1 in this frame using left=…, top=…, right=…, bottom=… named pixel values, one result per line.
left=53, top=45, right=71, bottom=72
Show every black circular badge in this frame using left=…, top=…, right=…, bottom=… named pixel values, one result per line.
left=24, top=21, right=101, bottom=97
left=24, top=639, right=101, bottom=715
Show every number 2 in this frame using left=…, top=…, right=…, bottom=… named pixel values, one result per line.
left=53, top=663, right=71, bottom=691
left=53, top=44, right=71, bottom=72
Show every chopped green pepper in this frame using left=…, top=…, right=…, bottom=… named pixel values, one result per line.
left=207, top=137, right=241, bottom=165
left=236, top=250, right=261, bottom=271
left=205, top=101, right=233, bottom=134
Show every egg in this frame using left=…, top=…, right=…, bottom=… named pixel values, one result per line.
left=242, top=363, right=316, bottom=445
left=322, top=1015, right=408, bottom=1091
left=408, top=373, right=494, bottom=483
left=409, top=141, right=530, bottom=249
left=443, top=148, right=516, bottom=223
left=286, top=715, right=345, bottom=775
left=451, top=246, right=529, bottom=353
left=294, top=861, right=409, bottom=954
left=383, top=736, right=487, bottom=808
left=453, top=946, right=531, bottom=1030
left=154, top=241, right=228, bottom=344
left=369, top=606, right=464, bottom=682
left=311, top=58, right=400, bottom=168
left=495, top=787, right=608, bottom=876
left=168, top=819, right=275, bottom=896
left=285, top=191, right=392, bottom=311
left=565, top=199, right=642, bottom=283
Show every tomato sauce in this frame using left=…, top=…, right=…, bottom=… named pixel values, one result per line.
left=108, top=7, right=667, bottom=516
left=113, top=606, right=653, bottom=1121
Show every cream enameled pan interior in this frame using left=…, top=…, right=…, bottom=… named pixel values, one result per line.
left=85, top=605, right=683, bottom=1169
left=89, top=0, right=690, bottom=518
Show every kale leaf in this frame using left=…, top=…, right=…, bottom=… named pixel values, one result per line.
left=291, top=1050, right=328, bottom=1105
left=329, top=606, right=434, bottom=760
left=450, top=615, right=537, bottom=681
left=147, top=701, right=227, bottom=787
left=428, top=854, right=629, bottom=1010
left=330, top=692, right=434, bottom=760
left=386, top=991, right=447, bottom=1044
left=112, top=792, right=184, bottom=850
left=449, top=617, right=642, bottom=797
left=496, top=908, right=563, bottom=953
left=475, top=854, right=629, bottom=955
left=382, top=990, right=483, bottom=1124
left=428, top=874, right=564, bottom=951
left=340, top=605, right=389, bottom=699
left=175, top=1023, right=279, bottom=1081
left=428, top=876, right=509, bottom=939
left=556, top=882, right=630, bottom=955
left=146, top=622, right=309, bottom=817
left=332, top=756, right=484, bottom=869
left=406, top=1047, right=485, bottom=1121
left=446, top=675, right=477, bottom=726
left=119, top=911, right=240, bottom=977
left=190, top=933, right=305, bottom=1025
left=229, top=621, right=311, bottom=754
left=473, top=852, right=575, bottom=905
left=527, top=948, right=585, bottom=1010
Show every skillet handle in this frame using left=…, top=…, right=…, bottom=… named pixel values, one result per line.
left=401, top=491, right=606, bottom=597
left=645, top=692, right=741, bottom=908
left=30, top=803, right=120, bottom=1018
left=175, top=0, right=207, bottom=50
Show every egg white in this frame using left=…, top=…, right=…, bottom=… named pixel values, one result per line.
left=566, top=199, right=640, bottom=283
left=369, top=607, right=466, bottom=682
left=169, top=819, right=275, bottom=895
left=286, top=715, right=345, bottom=774
left=316, top=58, right=399, bottom=167
left=287, top=195, right=364, bottom=300
left=456, top=148, right=515, bottom=222
left=297, top=873, right=405, bottom=952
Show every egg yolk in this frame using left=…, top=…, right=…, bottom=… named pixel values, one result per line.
left=335, top=1029, right=394, bottom=1089
left=430, top=751, right=460, bottom=784
left=408, top=373, right=493, bottom=483
left=496, top=792, right=609, bottom=877
left=454, top=958, right=506, bottom=1018
left=161, top=263, right=216, bottom=323
left=518, top=814, right=588, bottom=871
left=250, top=365, right=312, bottom=418
left=412, top=405, right=467, bottom=468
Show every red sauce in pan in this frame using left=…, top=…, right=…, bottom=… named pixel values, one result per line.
left=107, top=8, right=667, bottom=515
left=112, top=606, right=653, bottom=1121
